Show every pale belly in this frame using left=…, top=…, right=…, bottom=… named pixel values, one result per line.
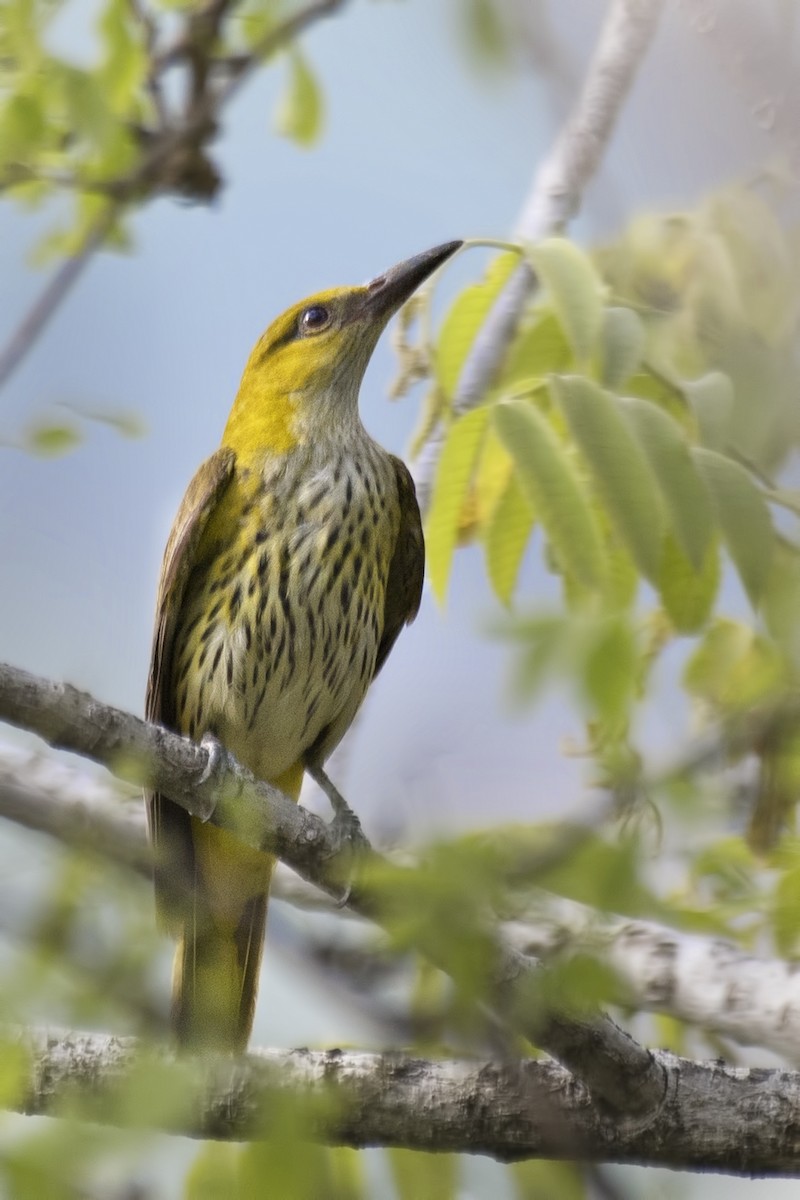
left=172, top=457, right=397, bottom=783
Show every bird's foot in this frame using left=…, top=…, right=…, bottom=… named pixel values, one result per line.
left=199, top=732, right=230, bottom=777
left=307, top=763, right=370, bottom=905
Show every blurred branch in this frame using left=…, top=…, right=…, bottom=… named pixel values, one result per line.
left=0, top=0, right=346, bottom=392
left=0, top=660, right=666, bottom=1118
left=0, top=745, right=150, bottom=876
left=12, top=1027, right=800, bottom=1173
left=9, top=702, right=800, bottom=1062
left=414, top=0, right=666, bottom=511
left=505, top=895, right=800, bottom=1065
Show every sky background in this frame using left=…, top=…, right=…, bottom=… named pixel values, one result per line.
left=1, top=1, right=799, bottom=1194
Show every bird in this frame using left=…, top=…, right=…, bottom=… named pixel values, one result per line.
left=145, top=240, right=462, bottom=1052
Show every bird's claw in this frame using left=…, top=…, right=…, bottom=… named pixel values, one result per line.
left=307, top=763, right=370, bottom=905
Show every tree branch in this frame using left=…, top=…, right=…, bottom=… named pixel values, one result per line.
left=0, top=660, right=665, bottom=1118
left=10, top=736, right=800, bottom=1065
left=0, top=0, right=347, bottom=393
left=414, top=0, right=666, bottom=512
left=13, top=1027, right=800, bottom=1174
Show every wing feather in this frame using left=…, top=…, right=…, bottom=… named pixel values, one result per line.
left=145, top=447, right=236, bottom=927
left=374, top=456, right=425, bottom=679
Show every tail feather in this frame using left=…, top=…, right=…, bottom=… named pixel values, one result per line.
left=170, top=762, right=303, bottom=1053
left=172, top=884, right=270, bottom=1053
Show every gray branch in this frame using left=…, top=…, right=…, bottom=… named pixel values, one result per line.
left=8, top=740, right=800, bottom=1064
left=13, top=1027, right=800, bottom=1174
left=0, top=660, right=665, bottom=1117
left=415, top=0, right=666, bottom=512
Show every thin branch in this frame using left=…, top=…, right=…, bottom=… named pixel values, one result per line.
left=414, top=0, right=666, bottom=512
left=0, top=660, right=665, bottom=1118
left=14, top=1027, right=800, bottom=1174
left=0, top=0, right=347, bottom=394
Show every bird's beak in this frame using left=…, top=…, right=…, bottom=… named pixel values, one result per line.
left=360, top=241, right=463, bottom=322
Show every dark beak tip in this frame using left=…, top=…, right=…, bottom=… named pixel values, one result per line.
left=366, top=239, right=463, bottom=316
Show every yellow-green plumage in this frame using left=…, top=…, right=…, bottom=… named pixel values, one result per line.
left=145, top=242, right=460, bottom=1052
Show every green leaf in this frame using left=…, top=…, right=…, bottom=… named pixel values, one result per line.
left=184, top=1142, right=240, bottom=1200
left=692, top=448, right=773, bottom=605
left=500, top=310, right=572, bottom=390
left=387, top=1149, right=459, bottom=1200
left=583, top=614, right=636, bottom=727
left=773, top=865, right=800, bottom=958
left=460, top=0, right=509, bottom=70
left=528, top=238, right=604, bottom=364
left=658, top=532, right=720, bottom=634
left=684, top=618, right=784, bottom=710
left=493, top=399, right=605, bottom=590
left=552, top=375, right=666, bottom=582
left=25, top=421, right=82, bottom=457
left=619, top=395, right=713, bottom=569
left=0, top=93, right=45, bottom=162
left=483, top=472, right=534, bottom=604
left=512, top=1159, right=586, bottom=1200
left=435, top=253, right=517, bottom=398
left=273, top=50, right=323, bottom=147
left=684, top=371, right=734, bottom=450
left=426, top=405, right=490, bottom=602
left=600, top=305, right=645, bottom=388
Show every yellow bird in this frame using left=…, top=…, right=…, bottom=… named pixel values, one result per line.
left=145, top=241, right=461, bottom=1052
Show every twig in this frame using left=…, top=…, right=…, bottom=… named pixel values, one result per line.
left=0, top=660, right=665, bottom=1118
left=0, top=0, right=348, bottom=394
left=414, top=0, right=666, bottom=512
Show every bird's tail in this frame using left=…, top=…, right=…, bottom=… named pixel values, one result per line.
left=171, top=764, right=303, bottom=1053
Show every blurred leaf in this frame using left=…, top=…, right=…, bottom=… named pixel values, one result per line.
left=0, top=93, right=45, bottom=161
left=388, top=1149, right=459, bottom=1200
left=692, top=448, right=773, bottom=605
left=537, top=834, right=655, bottom=916
left=435, top=252, right=517, bottom=398
left=684, top=618, right=784, bottom=710
left=0, top=1039, right=30, bottom=1108
left=528, top=238, right=604, bottom=364
left=326, top=1146, right=366, bottom=1200
left=458, top=0, right=509, bottom=71
left=25, top=420, right=82, bottom=457
left=763, top=540, right=800, bottom=667
left=582, top=614, right=636, bottom=727
left=185, top=1142, right=241, bottom=1200
left=772, top=864, right=800, bottom=957
left=484, top=472, right=534, bottom=604
left=536, top=952, right=621, bottom=1013
left=273, top=49, right=323, bottom=147
left=600, top=305, right=645, bottom=388
left=684, top=371, right=734, bottom=451
left=500, top=310, right=572, bottom=388
left=619, top=395, right=713, bottom=569
left=426, top=405, right=490, bottom=602
left=512, top=1160, right=585, bottom=1200
left=499, top=613, right=569, bottom=704
left=553, top=375, right=665, bottom=582
left=494, top=398, right=605, bottom=590
left=658, top=532, right=720, bottom=634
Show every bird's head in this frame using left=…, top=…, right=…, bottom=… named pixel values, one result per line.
left=223, top=241, right=462, bottom=457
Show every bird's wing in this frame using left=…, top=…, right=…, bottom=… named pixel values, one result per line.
left=145, top=446, right=236, bottom=927
left=373, top=455, right=425, bottom=679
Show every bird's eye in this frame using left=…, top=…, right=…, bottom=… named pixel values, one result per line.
left=300, top=305, right=331, bottom=334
